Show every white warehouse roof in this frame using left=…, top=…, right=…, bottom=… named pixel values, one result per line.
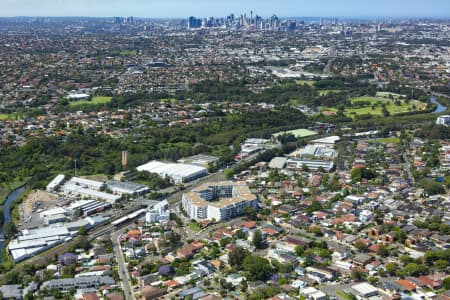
left=352, top=282, right=378, bottom=297
left=137, top=160, right=207, bottom=183
left=46, top=174, right=65, bottom=192
left=70, top=177, right=105, bottom=189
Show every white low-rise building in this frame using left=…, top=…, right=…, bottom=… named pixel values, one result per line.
left=145, top=200, right=170, bottom=224
left=351, top=282, right=379, bottom=298
left=62, top=182, right=121, bottom=204
left=436, top=115, right=450, bottom=126
left=46, top=174, right=66, bottom=192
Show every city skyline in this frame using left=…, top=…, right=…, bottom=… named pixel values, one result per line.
left=1, top=0, right=450, bottom=18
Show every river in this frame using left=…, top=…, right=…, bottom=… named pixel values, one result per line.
left=430, top=96, right=447, bottom=113
left=0, top=186, right=26, bottom=262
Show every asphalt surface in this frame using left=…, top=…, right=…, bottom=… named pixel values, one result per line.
left=112, top=226, right=136, bottom=300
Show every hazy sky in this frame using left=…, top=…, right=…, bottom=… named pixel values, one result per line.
left=1, top=0, right=449, bottom=18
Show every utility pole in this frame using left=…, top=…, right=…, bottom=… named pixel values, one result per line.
left=74, top=159, right=77, bottom=176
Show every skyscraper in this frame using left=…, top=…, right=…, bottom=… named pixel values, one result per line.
left=188, top=16, right=201, bottom=29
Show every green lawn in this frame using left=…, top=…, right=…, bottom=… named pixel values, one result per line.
left=273, top=128, right=318, bottom=138
left=0, top=113, right=21, bottom=121
left=296, top=80, right=315, bottom=86
left=188, top=222, right=201, bottom=232
left=159, top=98, right=178, bottom=105
left=376, top=92, right=406, bottom=99
left=324, top=96, right=427, bottom=119
left=120, top=50, right=137, bottom=56
left=336, top=290, right=356, bottom=300
left=376, top=137, right=401, bottom=144
left=318, top=89, right=344, bottom=96
left=69, top=96, right=112, bottom=107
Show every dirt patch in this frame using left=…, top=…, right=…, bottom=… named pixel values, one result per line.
left=19, top=189, right=59, bottom=223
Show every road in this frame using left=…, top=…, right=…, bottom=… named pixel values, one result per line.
left=402, top=152, right=415, bottom=185
left=112, top=226, right=136, bottom=300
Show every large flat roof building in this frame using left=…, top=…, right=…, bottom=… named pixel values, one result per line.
left=106, top=180, right=150, bottom=196
left=8, top=226, right=71, bottom=262
left=137, top=160, right=208, bottom=184
left=182, top=181, right=257, bottom=221
left=62, top=182, right=121, bottom=204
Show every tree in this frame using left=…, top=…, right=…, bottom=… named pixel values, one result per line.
left=220, top=237, right=232, bottom=248
left=351, top=269, right=366, bottom=281
left=224, top=168, right=234, bottom=179
left=235, top=229, right=247, bottom=240
left=368, top=276, right=378, bottom=284
left=242, top=255, right=273, bottom=281
left=3, top=222, right=17, bottom=239
left=203, top=279, right=211, bottom=287
left=253, top=230, right=264, bottom=249
left=295, top=245, right=304, bottom=257
left=419, top=179, right=445, bottom=196
left=351, top=167, right=376, bottom=183
left=354, top=240, right=368, bottom=252
left=401, top=263, right=429, bottom=277
left=377, top=245, right=389, bottom=257
left=78, top=226, right=87, bottom=236
left=241, top=280, right=248, bottom=292
left=243, top=206, right=257, bottom=220
left=400, top=255, right=413, bottom=266
left=175, top=262, right=191, bottom=276
left=229, top=246, right=249, bottom=268
left=73, top=236, right=90, bottom=251
left=443, top=277, right=450, bottom=290
left=305, top=201, right=322, bottom=214
left=385, top=263, right=397, bottom=275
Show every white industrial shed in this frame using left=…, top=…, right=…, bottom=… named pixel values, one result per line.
left=137, top=160, right=207, bottom=184
left=46, top=174, right=66, bottom=192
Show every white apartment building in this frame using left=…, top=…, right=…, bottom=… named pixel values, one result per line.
left=182, top=181, right=257, bottom=221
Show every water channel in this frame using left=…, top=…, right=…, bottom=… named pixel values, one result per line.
left=0, top=186, right=26, bottom=262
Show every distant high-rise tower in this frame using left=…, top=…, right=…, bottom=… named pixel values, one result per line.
left=122, top=150, right=128, bottom=168
left=188, top=16, right=201, bottom=29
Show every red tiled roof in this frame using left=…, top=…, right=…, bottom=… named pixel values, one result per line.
left=164, top=280, right=179, bottom=288
left=396, top=279, right=416, bottom=291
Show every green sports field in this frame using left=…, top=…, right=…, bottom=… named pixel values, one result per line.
left=273, top=128, right=318, bottom=138
left=324, top=96, right=427, bottom=119
left=0, top=113, right=22, bottom=120
left=69, top=96, right=112, bottom=107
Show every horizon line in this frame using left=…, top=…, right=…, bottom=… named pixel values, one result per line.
left=1, top=15, right=450, bottom=20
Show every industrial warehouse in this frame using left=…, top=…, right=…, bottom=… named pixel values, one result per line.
left=47, top=175, right=151, bottom=204
left=182, top=181, right=257, bottom=221
left=7, top=174, right=156, bottom=263
left=136, top=160, right=208, bottom=184
left=8, top=215, right=107, bottom=262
